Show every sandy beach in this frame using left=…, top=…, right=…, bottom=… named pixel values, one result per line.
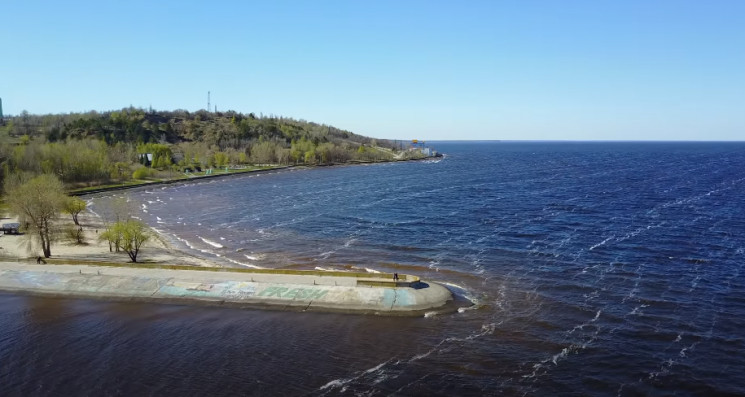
left=0, top=209, right=217, bottom=268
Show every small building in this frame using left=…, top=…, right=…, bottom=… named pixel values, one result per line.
left=139, top=153, right=153, bottom=166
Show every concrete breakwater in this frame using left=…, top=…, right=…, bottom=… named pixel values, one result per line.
left=0, top=263, right=455, bottom=315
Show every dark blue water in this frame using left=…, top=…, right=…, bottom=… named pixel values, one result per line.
left=3, top=142, right=745, bottom=396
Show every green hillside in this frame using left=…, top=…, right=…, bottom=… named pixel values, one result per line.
left=0, top=108, right=423, bottom=190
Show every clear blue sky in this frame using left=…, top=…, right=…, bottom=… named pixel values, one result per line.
left=2, top=0, right=744, bottom=141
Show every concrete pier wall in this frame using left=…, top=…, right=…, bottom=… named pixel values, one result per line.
left=0, top=263, right=455, bottom=315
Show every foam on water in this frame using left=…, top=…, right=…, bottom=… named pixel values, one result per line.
left=223, top=257, right=263, bottom=269
left=197, top=236, right=223, bottom=248
left=174, top=235, right=196, bottom=249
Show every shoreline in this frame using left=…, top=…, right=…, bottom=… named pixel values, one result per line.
left=69, top=156, right=435, bottom=197
left=68, top=165, right=293, bottom=196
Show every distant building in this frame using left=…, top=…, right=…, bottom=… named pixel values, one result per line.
left=139, top=153, right=153, bottom=166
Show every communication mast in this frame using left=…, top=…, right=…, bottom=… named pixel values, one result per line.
left=207, top=91, right=211, bottom=112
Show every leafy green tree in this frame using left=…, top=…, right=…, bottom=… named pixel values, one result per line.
left=304, top=150, right=316, bottom=164
left=214, top=152, right=229, bottom=167
left=110, top=162, right=132, bottom=181
left=99, top=225, right=121, bottom=252
left=290, top=147, right=303, bottom=164
left=100, top=220, right=151, bottom=262
left=250, top=141, right=279, bottom=164
left=4, top=174, right=66, bottom=258
left=64, top=196, right=87, bottom=226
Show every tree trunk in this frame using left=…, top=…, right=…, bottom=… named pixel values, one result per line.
left=38, top=231, right=47, bottom=257
left=40, top=230, right=51, bottom=258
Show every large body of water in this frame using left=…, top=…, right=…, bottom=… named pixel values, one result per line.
left=2, top=142, right=745, bottom=396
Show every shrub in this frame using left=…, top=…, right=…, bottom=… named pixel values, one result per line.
left=64, top=225, right=86, bottom=245
left=132, top=167, right=151, bottom=180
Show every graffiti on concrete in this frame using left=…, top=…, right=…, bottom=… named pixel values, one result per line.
left=221, top=282, right=256, bottom=299
left=2, top=272, right=332, bottom=303
left=159, top=280, right=258, bottom=300
left=186, top=283, right=213, bottom=292
left=257, top=286, right=328, bottom=300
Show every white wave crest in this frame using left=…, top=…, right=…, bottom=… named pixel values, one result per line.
left=224, top=257, right=263, bottom=269
left=198, top=249, right=221, bottom=257
left=589, top=235, right=614, bottom=250
left=174, top=236, right=195, bottom=249
left=197, top=236, right=224, bottom=248
left=319, top=250, right=335, bottom=259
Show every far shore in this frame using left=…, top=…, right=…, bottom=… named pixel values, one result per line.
left=67, top=165, right=292, bottom=196
left=68, top=155, right=434, bottom=198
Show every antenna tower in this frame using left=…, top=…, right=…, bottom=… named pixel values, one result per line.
left=207, top=91, right=211, bottom=112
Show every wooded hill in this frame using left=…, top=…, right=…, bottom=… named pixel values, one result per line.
left=0, top=108, right=420, bottom=189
